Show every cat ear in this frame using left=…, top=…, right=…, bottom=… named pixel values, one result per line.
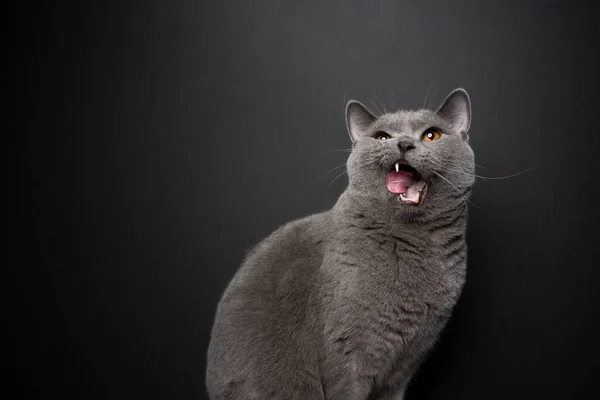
left=436, top=88, right=471, bottom=139
left=346, top=101, right=377, bottom=144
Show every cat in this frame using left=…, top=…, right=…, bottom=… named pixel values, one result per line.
left=206, top=88, right=475, bottom=400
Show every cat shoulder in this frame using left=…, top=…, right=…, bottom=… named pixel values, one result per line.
left=226, top=211, right=331, bottom=292
left=243, top=210, right=332, bottom=261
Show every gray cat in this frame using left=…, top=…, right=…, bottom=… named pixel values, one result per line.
left=206, top=88, right=474, bottom=400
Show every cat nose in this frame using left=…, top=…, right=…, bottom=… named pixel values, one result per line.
left=398, top=138, right=416, bottom=152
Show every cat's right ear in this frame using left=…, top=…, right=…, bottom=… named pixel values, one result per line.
left=346, top=101, right=377, bottom=144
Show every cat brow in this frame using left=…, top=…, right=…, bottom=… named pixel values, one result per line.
left=409, top=120, right=436, bottom=132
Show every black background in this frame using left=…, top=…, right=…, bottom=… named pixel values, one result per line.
left=6, top=0, right=600, bottom=399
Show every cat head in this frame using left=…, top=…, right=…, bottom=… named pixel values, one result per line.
left=345, top=89, right=474, bottom=216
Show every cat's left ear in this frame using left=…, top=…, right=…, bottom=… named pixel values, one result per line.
left=346, top=101, right=377, bottom=144
left=436, top=88, right=471, bottom=139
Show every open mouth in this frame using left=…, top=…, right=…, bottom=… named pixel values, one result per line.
left=386, top=160, right=428, bottom=205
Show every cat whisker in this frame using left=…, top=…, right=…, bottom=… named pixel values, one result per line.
left=327, top=159, right=374, bottom=187
left=458, top=168, right=534, bottom=180
left=370, top=100, right=383, bottom=116
left=375, top=95, right=387, bottom=114
left=316, top=163, right=349, bottom=180
left=427, top=89, right=439, bottom=109
left=319, top=145, right=353, bottom=155
left=441, top=160, right=490, bottom=170
left=328, top=170, right=348, bottom=187
left=322, top=145, right=353, bottom=150
left=428, top=178, right=470, bottom=218
left=432, top=171, right=479, bottom=209
left=431, top=161, right=535, bottom=180
left=423, top=82, right=433, bottom=109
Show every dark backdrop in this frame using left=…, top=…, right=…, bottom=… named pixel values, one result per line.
left=6, top=0, right=600, bottom=399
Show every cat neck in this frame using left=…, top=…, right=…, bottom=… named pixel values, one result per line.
left=332, top=188, right=468, bottom=235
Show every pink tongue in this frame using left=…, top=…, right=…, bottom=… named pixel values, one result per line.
left=386, top=171, right=416, bottom=194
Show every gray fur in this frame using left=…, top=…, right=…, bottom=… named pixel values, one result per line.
left=206, top=89, right=475, bottom=400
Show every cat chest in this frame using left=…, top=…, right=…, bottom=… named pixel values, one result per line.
left=324, top=282, right=452, bottom=385
left=326, top=233, right=464, bottom=358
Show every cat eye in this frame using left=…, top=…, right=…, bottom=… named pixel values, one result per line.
left=374, top=132, right=391, bottom=141
left=422, top=129, right=441, bottom=142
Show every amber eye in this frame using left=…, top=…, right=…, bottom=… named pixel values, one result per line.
left=423, top=129, right=441, bottom=142
left=374, top=132, right=391, bottom=141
